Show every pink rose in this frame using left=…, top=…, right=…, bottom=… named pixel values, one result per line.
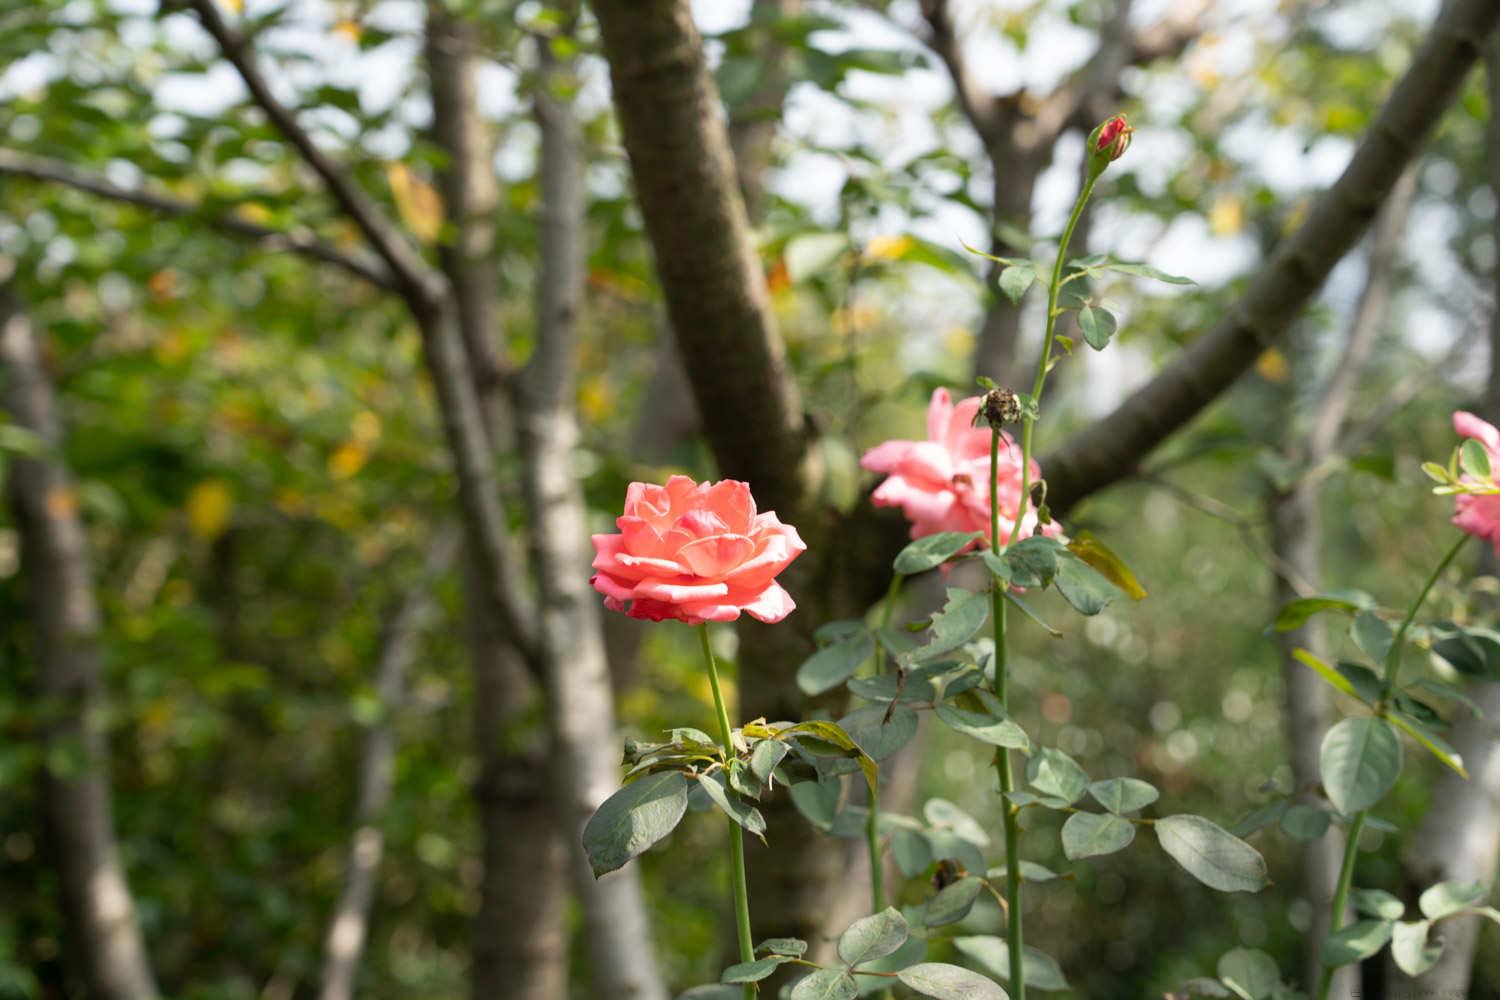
left=860, top=388, right=1062, bottom=546
left=1453, top=410, right=1500, bottom=555
left=590, top=476, right=806, bottom=624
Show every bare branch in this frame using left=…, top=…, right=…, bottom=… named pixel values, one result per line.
left=184, top=0, right=443, bottom=307
left=319, top=528, right=458, bottom=1000
left=918, top=0, right=1004, bottom=145
left=1, top=287, right=158, bottom=1000
left=0, top=148, right=394, bottom=289
left=1043, top=0, right=1500, bottom=513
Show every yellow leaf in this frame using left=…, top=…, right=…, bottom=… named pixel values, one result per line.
left=386, top=163, right=445, bottom=246
left=1067, top=531, right=1147, bottom=600
left=329, top=442, right=369, bottom=480
left=187, top=479, right=234, bottom=539
left=864, top=234, right=913, bottom=261
left=1255, top=348, right=1290, bottom=384
left=1209, top=195, right=1243, bottom=236
left=350, top=410, right=381, bottom=445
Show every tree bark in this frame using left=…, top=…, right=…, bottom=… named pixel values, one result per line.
left=1042, top=0, right=1499, bottom=514
left=1, top=288, right=158, bottom=1000
left=319, top=530, right=458, bottom=1000
left=1386, top=32, right=1500, bottom=996
left=422, top=11, right=576, bottom=996
left=514, top=18, right=669, bottom=997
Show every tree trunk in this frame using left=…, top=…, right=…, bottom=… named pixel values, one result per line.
left=320, top=531, right=457, bottom=1000
left=1386, top=34, right=1500, bottom=995
left=515, top=23, right=669, bottom=997
left=1, top=288, right=158, bottom=1000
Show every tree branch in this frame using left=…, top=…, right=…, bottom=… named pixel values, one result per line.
left=0, top=148, right=395, bottom=290
left=918, top=0, right=1003, bottom=145
left=184, top=0, right=444, bottom=308
left=318, top=527, right=458, bottom=1000
left=1043, top=0, right=1500, bottom=513
left=1, top=286, right=158, bottom=1000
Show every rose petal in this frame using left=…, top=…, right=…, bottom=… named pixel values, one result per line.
left=703, top=480, right=757, bottom=535
left=1455, top=493, right=1500, bottom=554
left=926, top=387, right=954, bottom=443
left=1455, top=411, right=1500, bottom=458
left=739, top=581, right=797, bottom=623
left=860, top=439, right=918, bottom=473
left=676, top=533, right=756, bottom=580
left=632, top=578, right=731, bottom=603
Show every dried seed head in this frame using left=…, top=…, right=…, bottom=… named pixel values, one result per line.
left=981, top=388, right=1022, bottom=431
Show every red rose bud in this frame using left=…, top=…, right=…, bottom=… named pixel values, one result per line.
left=1088, top=114, right=1133, bottom=177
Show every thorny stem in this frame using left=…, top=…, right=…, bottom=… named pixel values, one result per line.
left=1313, top=532, right=1468, bottom=1000
left=699, top=625, right=755, bottom=1000
left=988, top=170, right=1099, bottom=1000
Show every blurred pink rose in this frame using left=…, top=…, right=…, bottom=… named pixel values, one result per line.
left=591, top=476, right=805, bottom=624
left=1453, top=410, right=1500, bottom=555
left=860, top=388, right=1062, bottom=545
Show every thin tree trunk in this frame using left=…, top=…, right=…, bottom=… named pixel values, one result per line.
left=1386, top=34, right=1500, bottom=995
left=515, top=19, right=668, bottom=997
left=320, top=530, right=458, bottom=1000
left=1, top=288, right=158, bottom=1000
left=423, top=10, right=574, bottom=996
left=1269, top=164, right=1415, bottom=995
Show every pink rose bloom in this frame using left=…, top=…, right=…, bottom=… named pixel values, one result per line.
left=591, top=476, right=805, bottom=624
left=860, top=388, right=1062, bottom=545
left=1453, top=410, right=1500, bottom=555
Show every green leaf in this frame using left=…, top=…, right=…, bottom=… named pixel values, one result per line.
left=848, top=669, right=936, bottom=704
left=1351, top=888, right=1406, bottom=920
left=986, top=860, right=1064, bottom=883
left=935, top=689, right=1031, bottom=751
left=1004, top=591, right=1062, bottom=637
left=1274, top=593, right=1371, bottom=631
left=1351, top=611, right=1393, bottom=665
left=722, top=955, right=793, bottom=983
left=1431, top=623, right=1500, bottom=678
left=788, top=776, right=842, bottom=830
left=677, top=986, right=741, bottom=1000
left=896, top=531, right=983, bottom=574
left=1053, top=550, right=1123, bottom=615
left=1320, top=717, right=1402, bottom=815
left=1217, top=947, right=1281, bottom=1000
left=781, top=720, right=879, bottom=792
left=1154, top=814, right=1270, bottom=893
left=836, top=907, right=909, bottom=966
left=1004, top=536, right=1063, bottom=588
left=1291, top=648, right=1359, bottom=700
left=1098, top=259, right=1195, bottom=284
left=1026, top=747, right=1089, bottom=805
left=1320, top=919, right=1392, bottom=966
left=1231, top=799, right=1290, bottom=838
left=923, top=876, right=984, bottom=927
left=797, top=631, right=876, bottom=696
left=924, top=798, right=991, bottom=847
left=998, top=263, right=1035, bottom=304
left=785, top=232, right=849, bottom=281
left=1419, top=879, right=1487, bottom=920
left=1461, top=438, right=1493, bottom=480
left=891, top=828, right=934, bottom=877
left=1088, top=777, right=1159, bottom=814
left=695, top=773, right=766, bottom=839
left=1179, top=978, right=1233, bottom=997
left=954, top=937, right=1069, bottom=991
left=1061, top=811, right=1135, bottom=859
left=582, top=772, right=691, bottom=877
left=789, top=968, right=858, bottom=1000
left=750, top=740, right=789, bottom=785
left=897, top=963, right=1009, bottom=999
left=758, top=937, right=809, bottom=957
left=1391, top=920, right=1441, bottom=977
left=1077, top=306, right=1117, bottom=350
left=1387, top=709, right=1468, bottom=778
left=837, top=704, right=918, bottom=761
left=1335, top=663, right=1383, bottom=704
left=1278, top=804, right=1331, bottom=841
left=917, top=588, right=990, bottom=661
left=1066, top=532, right=1147, bottom=600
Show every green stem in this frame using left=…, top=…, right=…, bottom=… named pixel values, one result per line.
left=1313, top=811, right=1366, bottom=1000
left=1380, top=532, right=1469, bottom=700
left=1005, top=174, right=1097, bottom=549
left=699, top=624, right=755, bottom=998
left=866, top=573, right=903, bottom=917
left=1314, top=532, right=1468, bottom=1000
left=990, top=428, right=1025, bottom=1000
